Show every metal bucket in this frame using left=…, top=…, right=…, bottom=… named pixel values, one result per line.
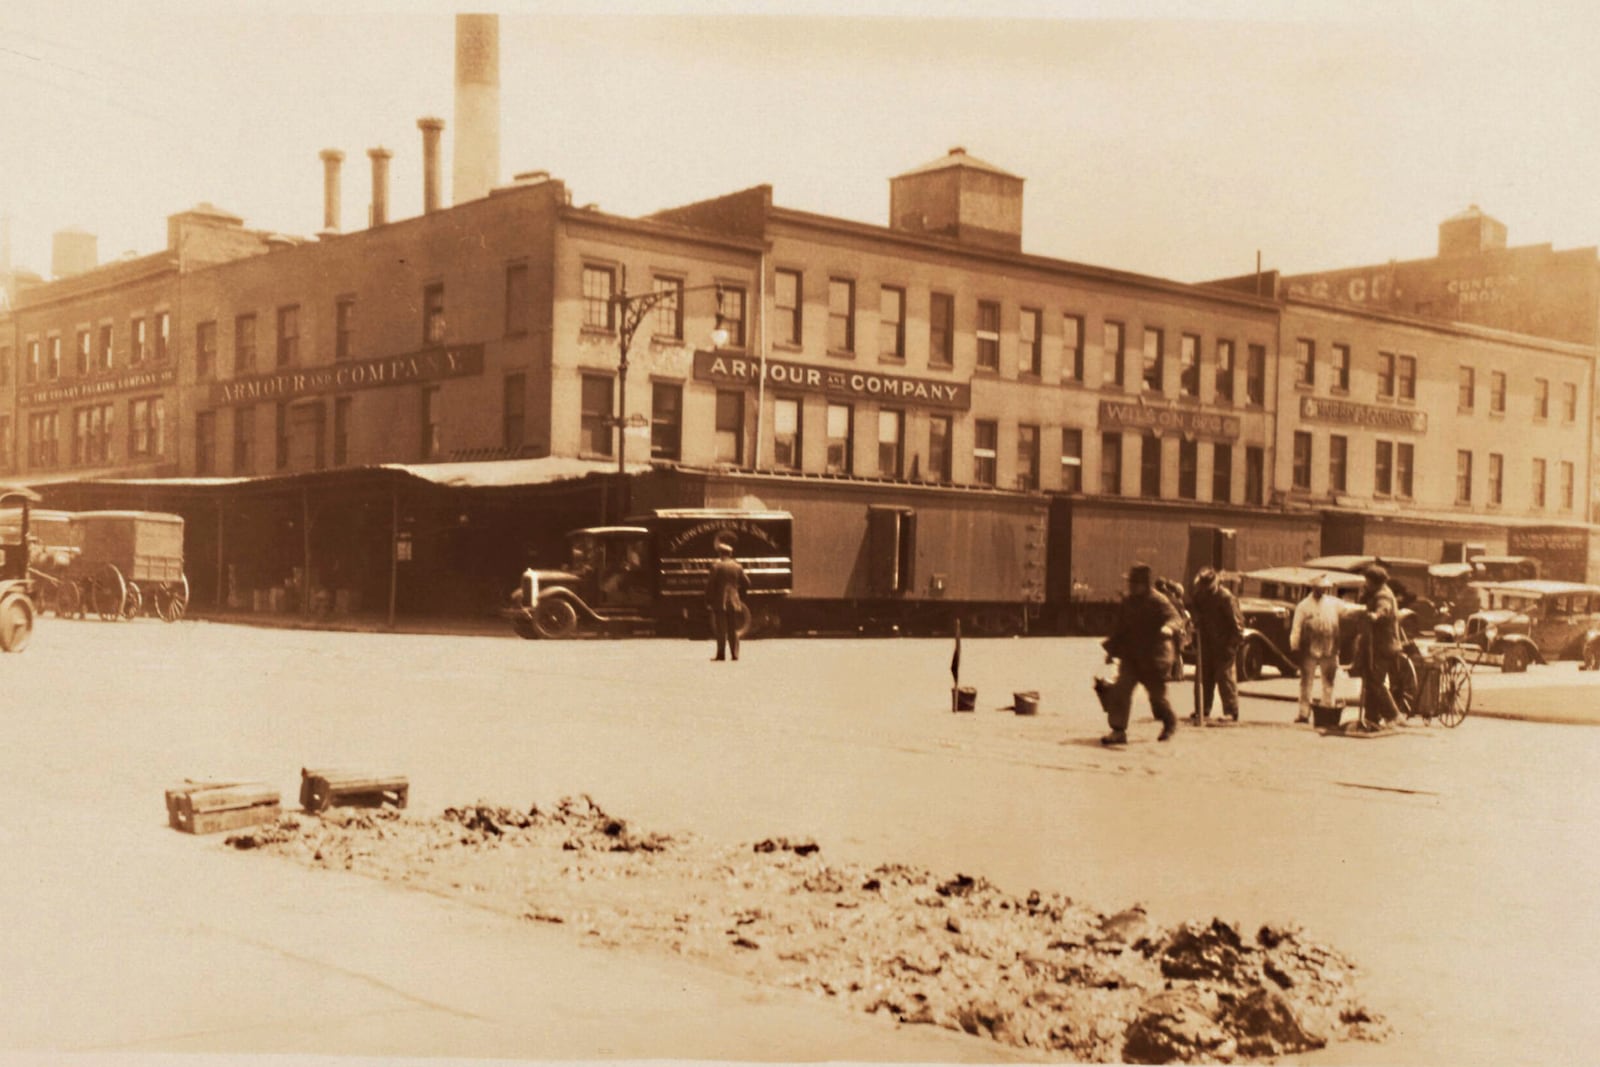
left=1013, top=690, right=1040, bottom=716
left=953, top=686, right=977, bottom=712
left=1312, top=701, right=1344, bottom=730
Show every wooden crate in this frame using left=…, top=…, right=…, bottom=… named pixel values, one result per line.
left=166, top=781, right=281, bottom=835
left=299, top=768, right=409, bottom=813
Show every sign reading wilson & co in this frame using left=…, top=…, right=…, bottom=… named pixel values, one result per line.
left=210, top=344, right=484, bottom=406
left=1300, top=395, right=1427, bottom=433
left=693, top=351, right=970, bottom=410
left=21, top=365, right=177, bottom=407
left=1097, top=399, right=1240, bottom=439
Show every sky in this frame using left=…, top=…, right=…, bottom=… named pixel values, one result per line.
left=5, top=0, right=1600, bottom=286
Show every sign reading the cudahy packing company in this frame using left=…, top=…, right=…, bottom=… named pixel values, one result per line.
left=1097, top=400, right=1240, bottom=439
left=1299, top=395, right=1427, bottom=433
left=694, top=351, right=969, bottom=410
left=21, top=365, right=177, bottom=407
left=210, top=345, right=484, bottom=406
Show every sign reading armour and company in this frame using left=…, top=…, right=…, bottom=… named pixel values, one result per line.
left=1299, top=395, right=1428, bottom=434
left=1097, top=400, right=1241, bottom=439
left=210, top=344, right=485, bottom=406
left=21, top=365, right=177, bottom=407
left=693, top=351, right=970, bottom=410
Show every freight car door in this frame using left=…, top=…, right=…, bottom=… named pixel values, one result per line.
left=867, top=506, right=915, bottom=596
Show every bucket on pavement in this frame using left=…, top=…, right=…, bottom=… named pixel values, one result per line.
left=1311, top=701, right=1345, bottom=730
left=1013, top=690, right=1040, bottom=716
left=953, top=686, right=977, bottom=712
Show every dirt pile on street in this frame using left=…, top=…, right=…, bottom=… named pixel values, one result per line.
left=224, top=795, right=1387, bottom=1063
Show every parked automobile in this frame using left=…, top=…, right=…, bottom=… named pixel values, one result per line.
left=1304, top=554, right=1436, bottom=633
left=1468, top=555, right=1541, bottom=582
left=1451, top=580, right=1600, bottom=672
left=1226, top=566, right=1369, bottom=680
left=0, top=487, right=42, bottom=651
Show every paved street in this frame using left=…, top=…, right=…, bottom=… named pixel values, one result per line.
left=3, top=617, right=1599, bottom=1063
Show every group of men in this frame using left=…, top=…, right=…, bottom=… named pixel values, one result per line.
left=1098, top=560, right=1408, bottom=744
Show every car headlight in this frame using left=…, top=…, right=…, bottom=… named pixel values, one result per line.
left=1453, top=620, right=1465, bottom=638
left=1485, top=624, right=1498, bottom=643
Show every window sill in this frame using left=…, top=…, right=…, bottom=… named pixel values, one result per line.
left=1294, top=382, right=1315, bottom=392
left=927, top=361, right=955, bottom=372
left=974, top=365, right=999, bottom=376
left=1330, top=387, right=1350, bottom=397
left=773, top=341, right=803, bottom=354
left=1060, top=377, right=1087, bottom=389
left=650, top=333, right=686, bottom=346
left=580, top=326, right=617, bottom=340
left=877, top=355, right=907, bottom=366
left=1099, top=382, right=1129, bottom=393
left=825, top=349, right=857, bottom=360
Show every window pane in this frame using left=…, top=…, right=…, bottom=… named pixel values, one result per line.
left=825, top=403, right=852, bottom=474
left=714, top=390, right=744, bottom=464
left=828, top=278, right=855, bottom=352
left=776, top=270, right=802, bottom=345
left=582, top=266, right=615, bottom=330
left=772, top=397, right=800, bottom=470
left=650, top=382, right=682, bottom=461
left=879, top=287, right=905, bottom=359
left=976, top=300, right=1000, bottom=371
left=1103, top=322, right=1124, bottom=386
left=1060, top=428, right=1083, bottom=493
left=929, top=293, right=954, bottom=366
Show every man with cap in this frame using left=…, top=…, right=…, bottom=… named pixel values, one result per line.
left=1290, top=574, right=1344, bottom=723
left=705, top=539, right=752, bottom=662
left=1099, top=562, right=1184, bottom=745
left=1357, top=564, right=1404, bottom=729
left=1189, top=567, right=1244, bottom=723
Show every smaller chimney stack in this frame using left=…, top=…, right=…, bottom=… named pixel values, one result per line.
left=418, top=117, right=445, bottom=214
left=368, top=146, right=392, bottom=227
left=319, top=148, right=345, bottom=234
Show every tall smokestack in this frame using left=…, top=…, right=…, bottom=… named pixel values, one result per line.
left=418, top=117, right=445, bottom=214
left=319, top=148, right=345, bottom=233
left=453, top=14, right=500, bottom=204
left=368, top=146, right=392, bottom=227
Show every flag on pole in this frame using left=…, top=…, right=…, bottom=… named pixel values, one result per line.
left=950, top=618, right=962, bottom=685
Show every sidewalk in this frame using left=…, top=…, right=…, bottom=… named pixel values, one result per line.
left=1238, top=662, right=1600, bottom=726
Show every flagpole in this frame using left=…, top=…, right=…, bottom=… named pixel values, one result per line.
left=950, top=617, right=962, bottom=712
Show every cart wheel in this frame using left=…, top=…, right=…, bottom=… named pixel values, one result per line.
left=1436, top=657, right=1471, bottom=727
left=56, top=579, right=82, bottom=619
left=122, top=581, right=143, bottom=621
left=156, top=575, right=189, bottom=622
left=94, top=565, right=126, bottom=621
left=1393, top=654, right=1419, bottom=717
left=0, top=593, right=34, bottom=652
left=531, top=597, right=579, bottom=639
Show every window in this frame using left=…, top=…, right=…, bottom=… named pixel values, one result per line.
left=582, top=266, right=615, bottom=331
left=1397, top=355, right=1416, bottom=401
left=0, top=415, right=12, bottom=467
left=195, top=322, right=217, bottom=380
left=503, top=373, right=526, bottom=452
left=717, top=286, right=747, bottom=348
left=1329, top=434, right=1348, bottom=493
left=1562, top=461, right=1575, bottom=510
left=928, top=414, right=953, bottom=482
left=1459, top=366, right=1475, bottom=410
left=579, top=374, right=614, bottom=457
left=1062, top=314, right=1085, bottom=382
left=194, top=411, right=216, bottom=475
left=825, top=403, right=853, bottom=474
left=336, top=297, right=356, bottom=360
left=334, top=397, right=352, bottom=466
left=1139, top=433, right=1161, bottom=497
left=422, top=284, right=445, bottom=345
left=652, top=275, right=683, bottom=340
left=1564, top=382, right=1578, bottom=423
left=650, top=381, right=682, bottom=462
left=1016, top=423, right=1039, bottom=489
left=928, top=292, right=954, bottom=367
left=1535, top=377, right=1550, bottom=419
left=775, top=269, right=802, bottom=346
left=1103, top=321, right=1125, bottom=387
left=1019, top=308, right=1042, bottom=376
left=772, top=396, right=801, bottom=471
left=131, top=317, right=147, bottom=365
left=1292, top=431, right=1312, bottom=490
left=1488, top=453, right=1504, bottom=506
left=47, top=336, right=60, bottom=380
left=879, top=286, right=906, bottom=361
left=973, top=419, right=998, bottom=486
left=275, top=401, right=289, bottom=470
left=75, top=330, right=91, bottom=377
left=1456, top=450, right=1473, bottom=504
left=1215, top=339, right=1235, bottom=403
left=27, top=412, right=59, bottom=468
left=97, top=323, right=113, bottom=372
left=1243, top=446, right=1265, bottom=505
left=504, top=264, right=528, bottom=337
left=1100, top=432, right=1122, bottom=495
left=233, top=405, right=255, bottom=474
left=154, top=311, right=170, bottom=362
left=1397, top=442, right=1415, bottom=498
left=128, top=396, right=165, bottom=458
left=1061, top=428, right=1083, bottom=493
left=24, top=340, right=38, bottom=385
left=419, top=386, right=441, bottom=460
left=1375, top=440, right=1394, bottom=496
left=975, top=299, right=1000, bottom=371
left=1331, top=344, right=1351, bottom=393
left=0, top=346, right=9, bottom=387
left=1490, top=371, right=1507, bottom=413
left=879, top=408, right=905, bottom=478
left=1212, top=442, right=1232, bottom=503
left=1533, top=458, right=1547, bottom=508
left=234, top=314, right=257, bottom=374
left=1177, top=438, right=1198, bottom=499
left=1295, top=338, right=1315, bottom=388
left=72, top=404, right=112, bottom=466
left=828, top=278, right=855, bottom=353
left=714, top=390, right=744, bottom=465
left=276, top=305, right=299, bottom=367
left=1378, top=352, right=1395, bottom=398
left=1245, top=344, right=1266, bottom=406
left=1179, top=333, right=1200, bottom=397
left=1142, top=327, right=1164, bottom=392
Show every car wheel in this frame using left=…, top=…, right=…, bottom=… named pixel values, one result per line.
left=0, top=593, right=35, bottom=653
left=531, top=598, right=579, bottom=639
left=512, top=616, right=538, bottom=640
left=1501, top=644, right=1529, bottom=674
left=1237, top=638, right=1264, bottom=682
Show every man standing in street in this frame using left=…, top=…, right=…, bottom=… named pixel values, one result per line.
left=1100, top=562, right=1184, bottom=746
left=1358, top=564, right=1404, bottom=729
left=1188, top=568, right=1243, bottom=723
left=705, top=540, right=751, bottom=662
left=1290, top=574, right=1343, bottom=723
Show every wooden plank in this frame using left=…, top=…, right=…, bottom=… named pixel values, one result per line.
left=170, top=801, right=280, bottom=835
left=166, top=782, right=280, bottom=816
left=300, top=768, right=409, bottom=812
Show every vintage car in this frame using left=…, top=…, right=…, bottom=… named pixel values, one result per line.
left=0, top=488, right=42, bottom=651
left=1468, top=555, right=1540, bottom=582
left=1226, top=566, right=1369, bottom=680
left=1303, top=554, right=1436, bottom=633
left=1451, top=579, right=1600, bottom=673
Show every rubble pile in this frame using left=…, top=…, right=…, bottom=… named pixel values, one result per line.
left=224, top=796, right=1386, bottom=1063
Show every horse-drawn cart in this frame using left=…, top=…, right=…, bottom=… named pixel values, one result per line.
left=58, top=511, right=189, bottom=622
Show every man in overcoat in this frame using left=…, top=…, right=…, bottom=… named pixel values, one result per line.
left=705, top=540, right=751, bottom=662
left=1099, top=562, right=1184, bottom=745
left=1189, top=567, right=1244, bottom=723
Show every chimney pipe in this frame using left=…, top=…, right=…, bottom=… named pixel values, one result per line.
left=319, top=148, right=345, bottom=233
left=368, top=146, right=392, bottom=227
left=453, top=14, right=500, bottom=204
left=418, top=117, right=445, bottom=214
